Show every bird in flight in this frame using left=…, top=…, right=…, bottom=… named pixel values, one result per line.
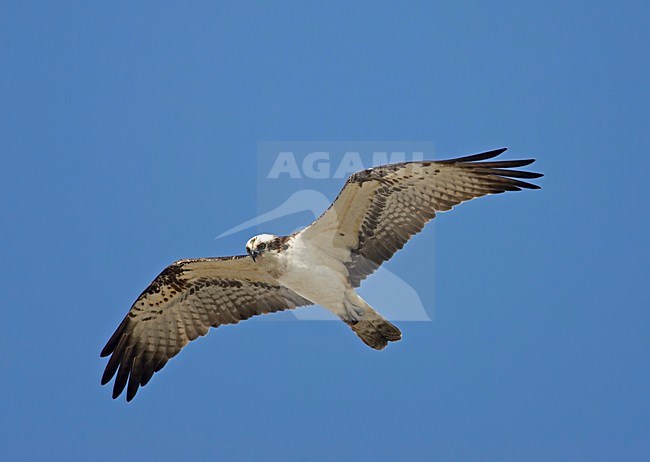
left=101, top=148, right=542, bottom=401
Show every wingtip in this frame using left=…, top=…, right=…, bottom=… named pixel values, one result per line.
left=101, top=365, right=116, bottom=386
left=516, top=158, right=536, bottom=167
left=526, top=171, right=544, bottom=179
left=480, top=147, right=508, bottom=156
left=438, top=147, right=509, bottom=164
left=481, top=147, right=508, bottom=156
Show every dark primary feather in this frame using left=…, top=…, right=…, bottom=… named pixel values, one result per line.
left=101, top=256, right=312, bottom=401
left=435, top=147, right=509, bottom=163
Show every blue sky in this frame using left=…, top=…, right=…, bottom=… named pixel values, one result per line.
left=2, top=1, right=649, bottom=460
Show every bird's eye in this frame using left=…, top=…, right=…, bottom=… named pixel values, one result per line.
left=258, top=243, right=266, bottom=250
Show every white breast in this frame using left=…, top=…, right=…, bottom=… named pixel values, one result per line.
left=269, top=236, right=351, bottom=310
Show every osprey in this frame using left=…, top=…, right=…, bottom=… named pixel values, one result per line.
left=101, top=148, right=542, bottom=401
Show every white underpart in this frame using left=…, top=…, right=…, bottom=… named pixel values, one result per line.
left=255, top=233, right=357, bottom=319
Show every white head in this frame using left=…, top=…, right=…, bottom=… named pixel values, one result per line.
left=245, top=234, right=279, bottom=262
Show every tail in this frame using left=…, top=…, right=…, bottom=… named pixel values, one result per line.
left=341, top=291, right=402, bottom=350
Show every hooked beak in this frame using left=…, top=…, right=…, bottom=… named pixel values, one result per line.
left=248, top=249, right=259, bottom=262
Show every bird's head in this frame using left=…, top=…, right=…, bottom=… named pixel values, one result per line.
left=245, top=234, right=279, bottom=262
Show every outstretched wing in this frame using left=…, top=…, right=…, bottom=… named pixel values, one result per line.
left=100, top=256, right=311, bottom=401
left=298, top=148, right=542, bottom=287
